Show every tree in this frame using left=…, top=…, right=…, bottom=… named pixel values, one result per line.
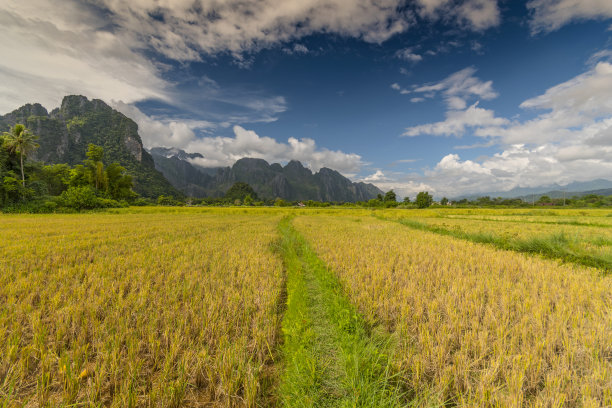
left=440, top=197, right=448, bottom=206
left=384, top=190, right=397, bottom=202
left=274, top=198, right=289, bottom=207
left=105, top=163, right=133, bottom=200
left=416, top=191, right=433, bottom=208
left=85, top=144, right=107, bottom=190
left=243, top=194, right=254, bottom=206
left=39, top=164, right=72, bottom=196
left=3, top=124, right=39, bottom=187
left=60, top=186, right=99, bottom=211
left=403, top=196, right=410, bottom=204
left=69, top=165, right=89, bottom=187
left=225, top=182, right=258, bottom=201
left=538, top=195, right=551, bottom=204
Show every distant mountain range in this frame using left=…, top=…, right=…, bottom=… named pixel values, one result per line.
left=0, top=95, right=179, bottom=197
left=149, top=147, right=383, bottom=201
left=0, top=95, right=382, bottom=201
left=457, top=179, right=612, bottom=200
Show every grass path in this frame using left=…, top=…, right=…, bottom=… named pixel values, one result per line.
left=382, top=216, right=612, bottom=274
left=276, top=217, right=405, bottom=407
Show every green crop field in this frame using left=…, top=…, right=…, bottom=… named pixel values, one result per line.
left=1, top=207, right=611, bottom=407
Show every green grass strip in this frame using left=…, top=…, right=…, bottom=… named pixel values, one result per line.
left=388, top=217, right=611, bottom=275
left=435, top=214, right=612, bottom=229
left=276, top=217, right=406, bottom=407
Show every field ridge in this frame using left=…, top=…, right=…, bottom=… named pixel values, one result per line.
left=380, top=215, right=612, bottom=273
left=276, top=217, right=405, bottom=407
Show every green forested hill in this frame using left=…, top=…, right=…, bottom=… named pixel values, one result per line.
left=0, top=95, right=180, bottom=198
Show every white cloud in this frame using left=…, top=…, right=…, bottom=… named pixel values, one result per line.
left=416, top=0, right=500, bottom=30
left=95, top=0, right=414, bottom=61
left=476, top=61, right=612, bottom=144
left=394, top=58, right=612, bottom=197
left=111, top=101, right=217, bottom=149
left=0, top=1, right=168, bottom=113
left=520, top=62, right=612, bottom=117
left=456, top=0, right=501, bottom=30
left=411, top=67, right=498, bottom=109
left=421, top=144, right=612, bottom=197
left=528, top=0, right=612, bottom=33
left=363, top=170, right=387, bottom=182
left=403, top=102, right=508, bottom=136
left=395, top=48, right=423, bottom=63
left=112, top=102, right=365, bottom=173
left=0, top=1, right=293, bottom=127
left=186, top=126, right=364, bottom=174
left=359, top=170, right=433, bottom=199
left=283, top=43, right=310, bottom=55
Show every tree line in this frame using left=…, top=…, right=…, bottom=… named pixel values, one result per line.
left=1, top=124, right=135, bottom=211
left=3, top=124, right=611, bottom=211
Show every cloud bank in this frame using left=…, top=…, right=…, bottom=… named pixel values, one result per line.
left=112, top=102, right=364, bottom=175
left=390, top=56, right=612, bottom=197
left=528, top=0, right=612, bottom=33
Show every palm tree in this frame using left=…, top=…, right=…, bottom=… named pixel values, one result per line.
left=3, top=124, right=39, bottom=187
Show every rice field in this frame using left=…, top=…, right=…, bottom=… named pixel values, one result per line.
left=376, top=209, right=612, bottom=271
left=1, top=207, right=611, bottom=407
left=0, top=210, right=284, bottom=407
left=293, top=214, right=612, bottom=406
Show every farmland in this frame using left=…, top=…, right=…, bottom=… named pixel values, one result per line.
left=0, top=210, right=284, bottom=407
left=1, top=207, right=611, bottom=407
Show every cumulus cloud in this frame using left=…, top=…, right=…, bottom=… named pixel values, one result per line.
left=111, top=101, right=217, bottom=149
left=114, top=102, right=364, bottom=174
left=395, top=47, right=423, bottom=63
left=528, top=0, right=612, bottom=33
left=94, top=0, right=414, bottom=61
left=394, top=57, right=612, bottom=197
left=359, top=170, right=433, bottom=199
left=185, top=126, right=364, bottom=174
left=416, top=0, right=500, bottom=30
left=403, top=102, right=508, bottom=136
left=422, top=144, right=612, bottom=197
left=283, top=44, right=310, bottom=55
left=363, top=170, right=387, bottom=182
left=477, top=61, right=612, bottom=144
left=0, top=0, right=168, bottom=113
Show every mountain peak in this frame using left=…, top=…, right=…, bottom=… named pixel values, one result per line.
left=149, top=153, right=383, bottom=201
left=0, top=95, right=179, bottom=198
left=285, top=160, right=305, bottom=169
left=150, top=147, right=204, bottom=161
left=58, top=95, right=112, bottom=118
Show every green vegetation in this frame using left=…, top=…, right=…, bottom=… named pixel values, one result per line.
left=1, top=208, right=610, bottom=405
left=277, top=217, right=405, bottom=407
left=452, top=194, right=612, bottom=207
left=0, top=96, right=180, bottom=197
left=388, top=217, right=612, bottom=273
left=2, top=124, right=39, bottom=187
left=0, top=124, right=135, bottom=212
left=415, top=192, right=433, bottom=208
left=225, top=181, right=259, bottom=202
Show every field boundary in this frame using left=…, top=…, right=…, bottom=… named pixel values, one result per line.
left=378, top=215, right=612, bottom=274
left=275, top=217, right=407, bottom=407
left=435, top=214, right=612, bottom=228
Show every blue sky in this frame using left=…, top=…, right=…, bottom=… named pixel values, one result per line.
left=1, top=0, right=612, bottom=197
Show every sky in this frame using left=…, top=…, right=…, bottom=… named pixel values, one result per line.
left=1, top=0, right=612, bottom=198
